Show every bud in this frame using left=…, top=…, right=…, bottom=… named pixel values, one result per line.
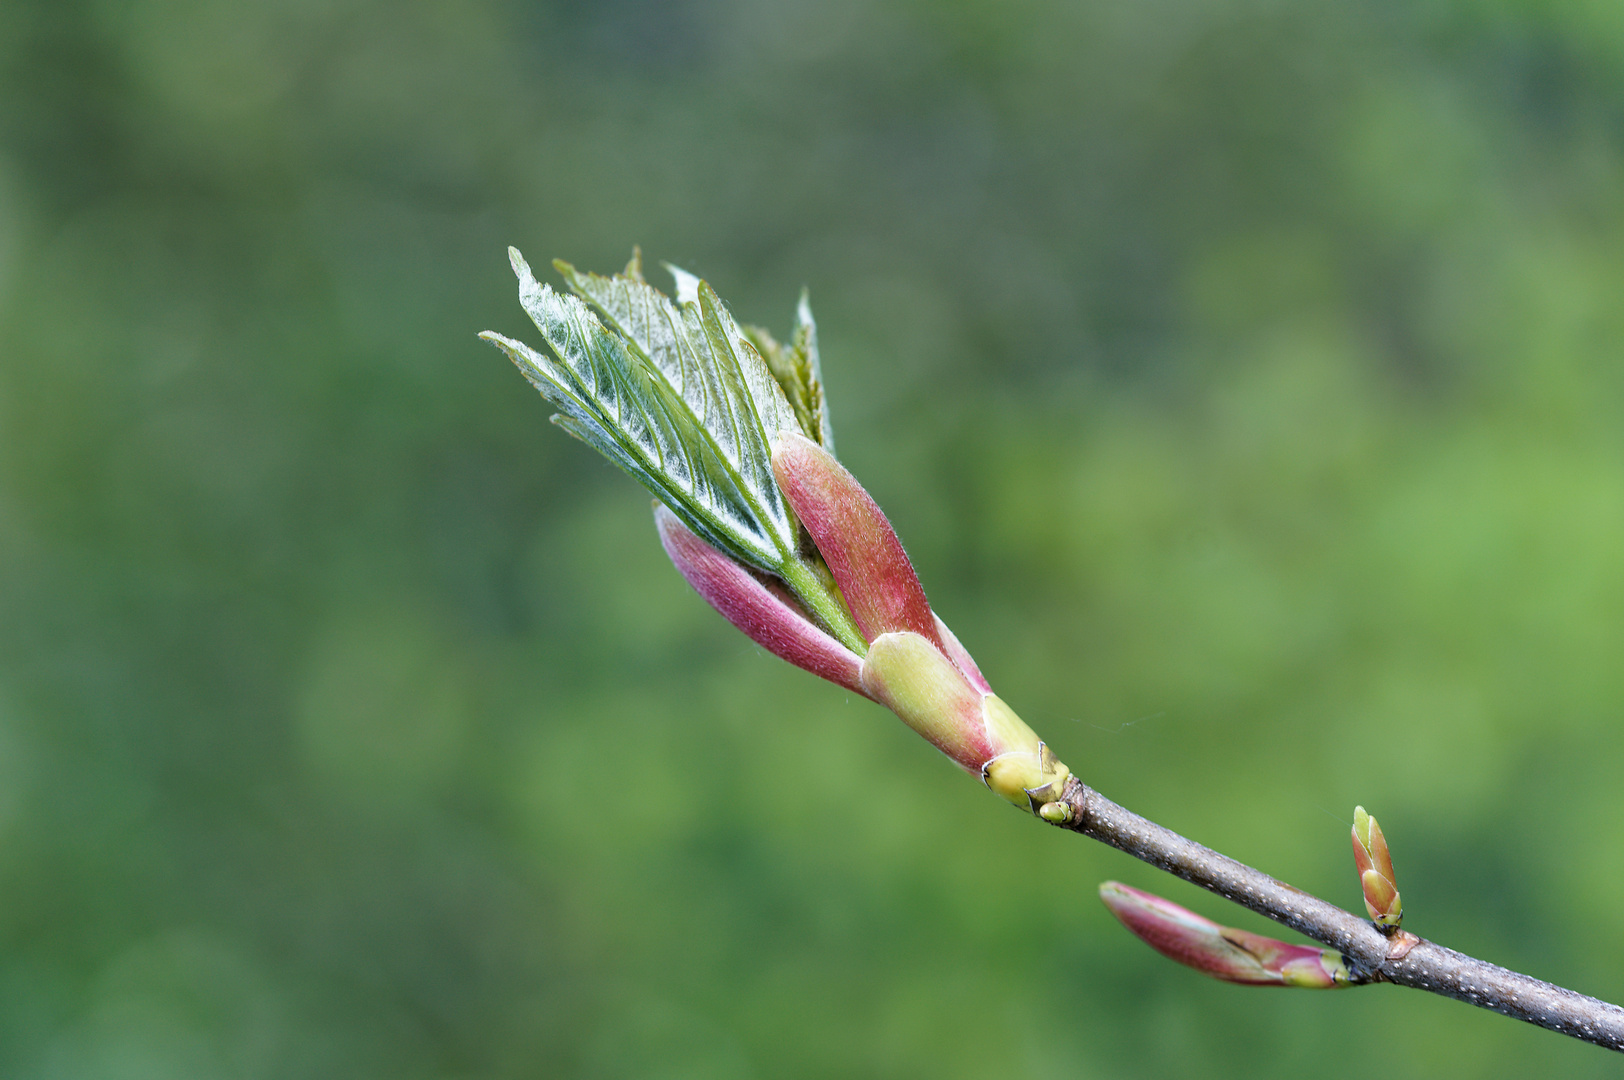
left=482, top=248, right=864, bottom=653
left=1352, top=806, right=1402, bottom=929
left=1099, top=882, right=1352, bottom=988
left=489, top=252, right=1074, bottom=813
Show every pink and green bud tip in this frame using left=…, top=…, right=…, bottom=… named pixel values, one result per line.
left=488, top=253, right=1071, bottom=815
left=1352, top=806, right=1402, bottom=929
left=1099, top=882, right=1352, bottom=988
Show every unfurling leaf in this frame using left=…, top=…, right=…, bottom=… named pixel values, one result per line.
left=486, top=248, right=1071, bottom=811
left=746, top=291, right=833, bottom=454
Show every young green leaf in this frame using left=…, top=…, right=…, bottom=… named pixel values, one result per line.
left=556, top=258, right=802, bottom=453
left=745, top=292, right=833, bottom=454
left=481, top=248, right=799, bottom=574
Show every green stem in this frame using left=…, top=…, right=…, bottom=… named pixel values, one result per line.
left=779, top=555, right=867, bottom=655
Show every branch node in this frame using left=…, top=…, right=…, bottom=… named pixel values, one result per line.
left=1384, top=929, right=1421, bottom=962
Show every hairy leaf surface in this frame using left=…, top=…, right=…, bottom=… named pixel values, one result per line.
left=481, top=248, right=799, bottom=572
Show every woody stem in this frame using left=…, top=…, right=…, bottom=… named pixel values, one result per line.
left=1054, top=777, right=1624, bottom=1051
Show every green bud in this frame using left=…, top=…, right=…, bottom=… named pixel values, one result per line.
left=1352, top=805, right=1402, bottom=929
left=1038, top=801, right=1074, bottom=825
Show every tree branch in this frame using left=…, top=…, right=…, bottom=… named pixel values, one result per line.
left=1054, top=776, right=1624, bottom=1052
left=492, top=253, right=1624, bottom=1053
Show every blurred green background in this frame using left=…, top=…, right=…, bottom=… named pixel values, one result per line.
left=3, top=0, right=1623, bottom=1076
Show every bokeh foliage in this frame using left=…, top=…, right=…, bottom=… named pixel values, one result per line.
left=3, top=0, right=1624, bottom=1076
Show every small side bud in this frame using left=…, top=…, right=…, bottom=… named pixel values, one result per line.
left=1352, top=806, right=1402, bottom=930
left=1037, top=800, right=1073, bottom=825
left=1099, top=882, right=1352, bottom=988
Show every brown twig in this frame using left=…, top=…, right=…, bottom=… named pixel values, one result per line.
left=1055, top=776, right=1624, bottom=1052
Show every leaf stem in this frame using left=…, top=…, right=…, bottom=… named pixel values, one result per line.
left=778, top=555, right=867, bottom=655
